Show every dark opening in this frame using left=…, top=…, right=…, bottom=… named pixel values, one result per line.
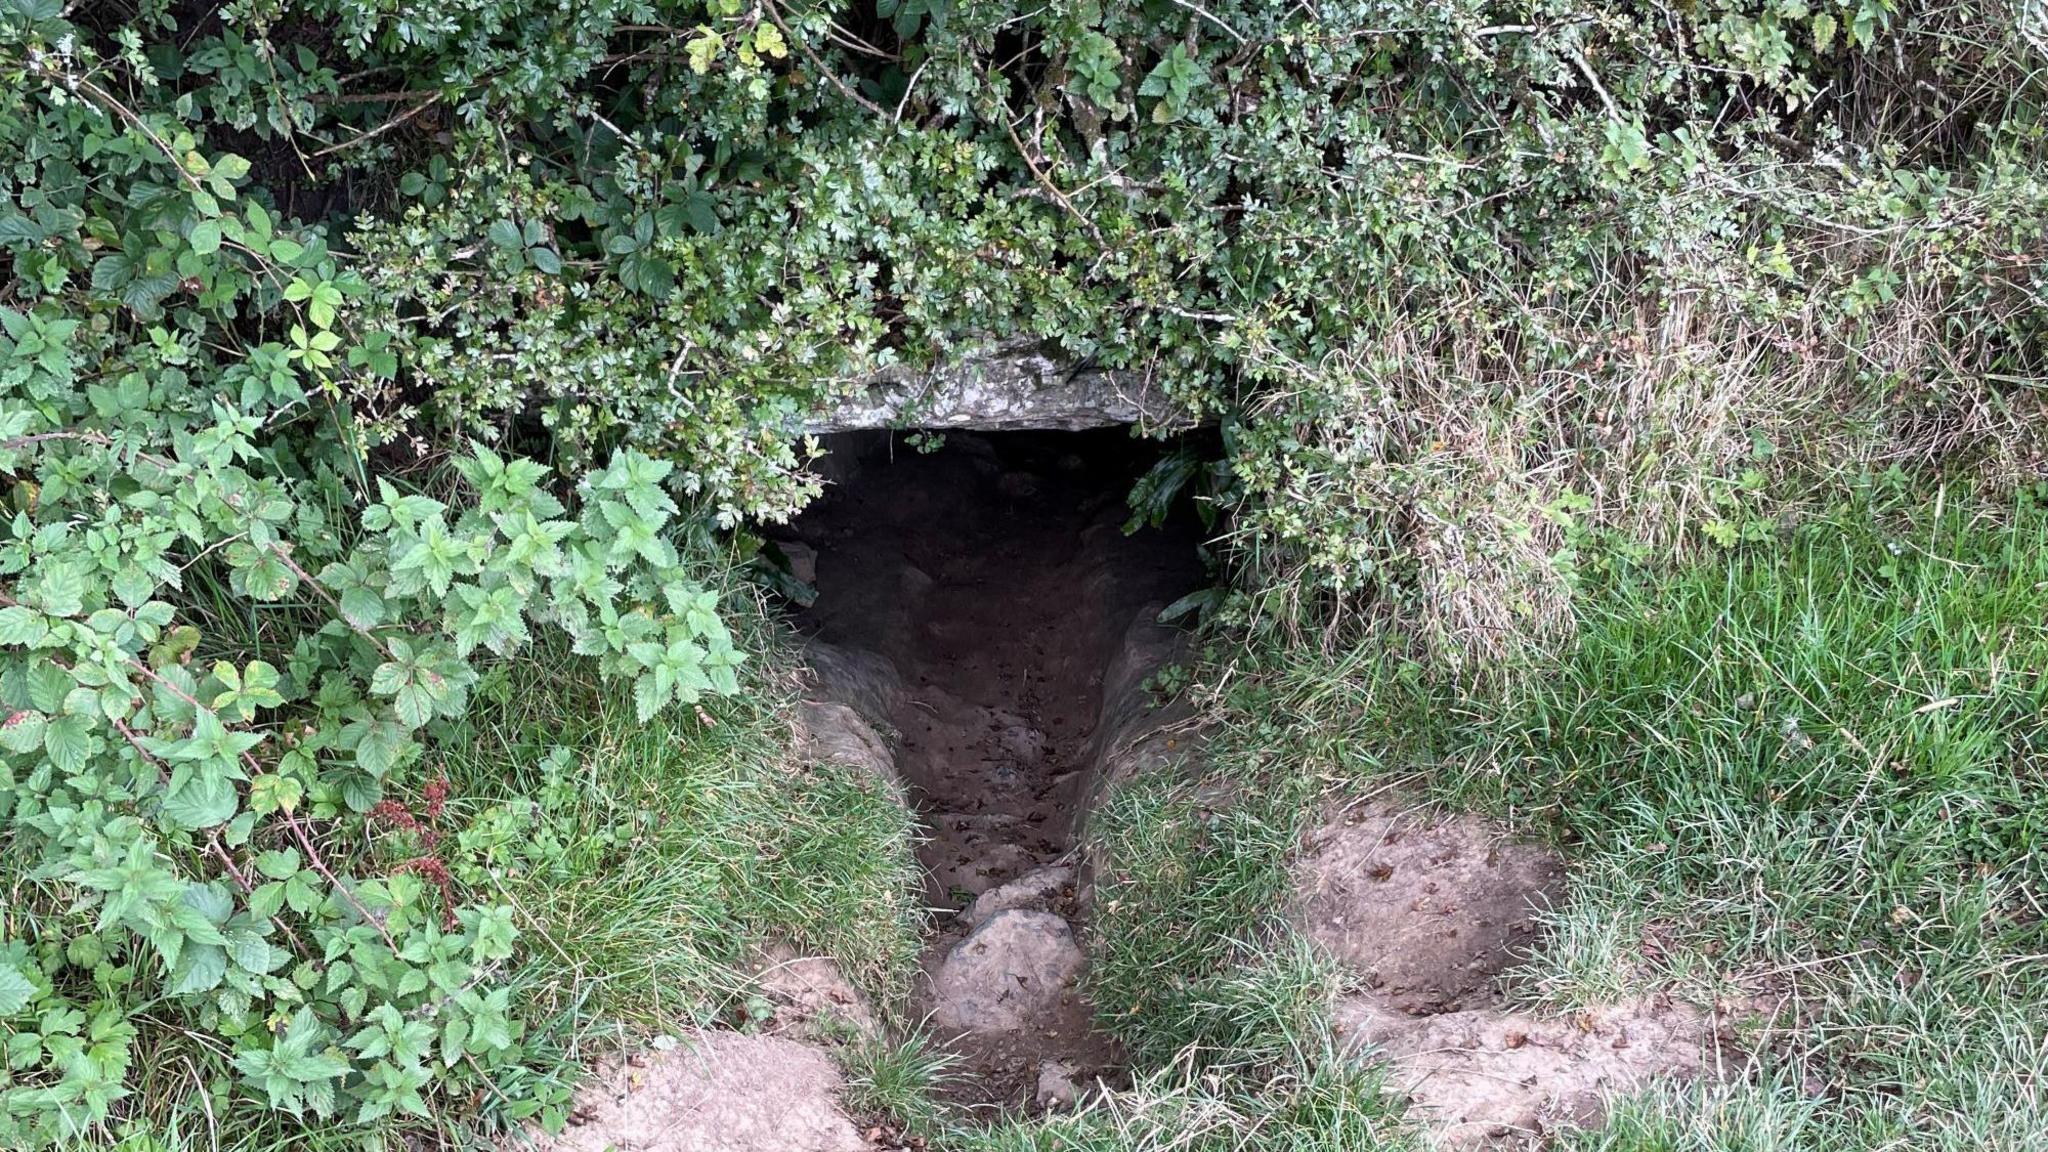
left=775, top=428, right=1209, bottom=1109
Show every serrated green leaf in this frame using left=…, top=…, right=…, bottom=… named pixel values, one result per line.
left=0, top=962, right=37, bottom=1014
left=168, top=942, right=227, bottom=996
left=0, top=605, right=50, bottom=646
left=0, top=709, right=45, bottom=753
left=161, top=774, right=238, bottom=829
left=340, top=586, right=385, bottom=629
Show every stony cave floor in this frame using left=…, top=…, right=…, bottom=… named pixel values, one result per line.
left=777, top=430, right=1207, bottom=1111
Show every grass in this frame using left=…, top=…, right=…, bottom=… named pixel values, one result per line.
left=950, top=1056, right=1413, bottom=1152
left=839, top=1032, right=958, bottom=1132
left=447, top=646, right=923, bottom=1035
left=77, top=486, right=2048, bottom=1151
left=434, top=621, right=925, bottom=1132
left=1214, top=485, right=2048, bottom=1150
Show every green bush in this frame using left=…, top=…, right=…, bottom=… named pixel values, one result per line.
left=3, top=0, right=2046, bottom=1144
left=0, top=8, right=759, bottom=1140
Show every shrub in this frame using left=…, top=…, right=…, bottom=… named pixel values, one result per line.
left=4, top=0, right=2047, bottom=1143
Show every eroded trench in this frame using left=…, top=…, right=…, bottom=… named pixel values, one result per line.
left=773, top=429, right=1206, bottom=1109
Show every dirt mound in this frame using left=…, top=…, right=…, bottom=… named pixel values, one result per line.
left=752, top=943, right=883, bottom=1041
left=522, top=1031, right=865, bottom=1152
left=1298, top=802, right=1564, bottom=1015
left=1300, top=801, right=1720, bottom=1146
left=1338, top=996, right=1718, bottom=1146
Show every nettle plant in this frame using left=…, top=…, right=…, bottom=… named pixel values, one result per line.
left=0, top=17, right=742, bottom=1145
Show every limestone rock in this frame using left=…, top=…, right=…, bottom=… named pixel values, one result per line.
left=805, top=338, right=1190, bottom=433
left=930, top=910, right=1085, bottom=1033
left=963, top=862, right=1077, bottom=930
left=794, top=701, right=896, bottom=785
left=1035, top=1059, right=1081, bottom=1110
left=779, top=540, right=819, bottom=585
left=802, top=640, right=904, bottom=732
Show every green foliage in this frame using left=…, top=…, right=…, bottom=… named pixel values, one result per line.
left=2, top=0, right=2046, bottom=1143
left=281, top=0, right=2048, bottom=660
left=440, top=647, right=920, bottom=1047
left=0, top=9, right=753, bottom=1145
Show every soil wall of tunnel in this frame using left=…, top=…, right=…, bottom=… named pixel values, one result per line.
left=773, top=428, right=1207, bottom=1108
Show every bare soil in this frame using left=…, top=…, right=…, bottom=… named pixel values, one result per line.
left=780, top=430, right=1205, bottom=1111
left=1299, top=799, right=1730, bottom=1146
left=523, top=1031, right=867, bottom=1152
left=1297, top=801, right=1566, bottom=1016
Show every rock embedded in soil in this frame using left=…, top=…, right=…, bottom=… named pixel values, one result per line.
left=753, top=944, right=881, bottom=1040
left=1034, top=1059, right=1082, bottom=1110
left=795, top=701, right=898, bottom=786
left=523, top=1031, right=865, bottom=1152
left=931, top=909, right=1086, bottom=1034
left=963, top=861, right=1077, bottom=929
left=802, top=640, right=905, bottom=734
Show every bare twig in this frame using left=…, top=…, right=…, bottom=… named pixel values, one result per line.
left=0, top=429, right=178, bottom=471
left=1565, top=46, right=1622, bottom=121
left=311, top=93, right=443, bottom=158
left=265, top=544, right=395, bottom=657
left=309, top=89, right=440, bottom=105
left=894, top=56, right=931, bottom=125
left=284, top=808, right=402, bottom=954
left=760, top=0, right=887, bottom=117
left=1169, top=0, right=1248, bottom=44
left=1003, top=113, right=1103, bottom=244
left=210, top=835, right=311, bottom=956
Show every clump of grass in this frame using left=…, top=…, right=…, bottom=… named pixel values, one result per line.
left=950, top=1056, right=1413, bottom=1152
left=1085, top=762, right=1324, bottom=1068
left=839, top=1032, right=957, bottom=1133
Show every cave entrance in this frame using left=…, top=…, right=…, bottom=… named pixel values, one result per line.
left=776, top=428, right=1208, bottom=1111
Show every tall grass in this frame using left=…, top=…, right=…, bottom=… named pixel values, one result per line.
left=441, top=631, right=924, bottom=1080
left=1229, top=484, right=2048, bottom=1149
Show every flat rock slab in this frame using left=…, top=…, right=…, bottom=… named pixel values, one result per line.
left=521, top=1031, right=864, bottom=1152
left=931, top=909, right=1085, bottom=1033
left=805, top=338, right=1190, bottom=432
left=1296, top=802, right=1564, bottom=1014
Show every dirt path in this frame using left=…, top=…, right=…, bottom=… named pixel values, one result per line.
left=782, top=431, right=1202, bottom=1110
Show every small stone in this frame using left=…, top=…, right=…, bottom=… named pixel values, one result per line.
left=1035, top=1060, right=1081, bottom=1110
left=778, top=540, right=818, bottom=585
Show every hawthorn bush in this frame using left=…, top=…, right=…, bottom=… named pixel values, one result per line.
left=1, top=0, right=2044, bottom=1145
